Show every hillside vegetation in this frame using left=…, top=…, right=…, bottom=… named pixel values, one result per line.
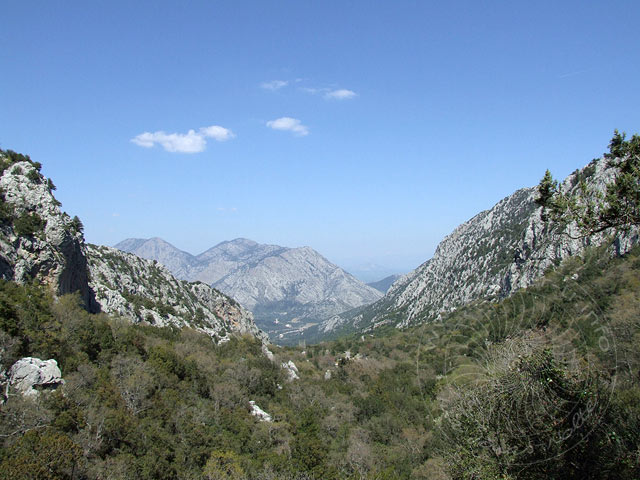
left=1, top=240, right=639, bottom=479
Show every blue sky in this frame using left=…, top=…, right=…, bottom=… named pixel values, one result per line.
left=1, top=1, right=639, bottom=277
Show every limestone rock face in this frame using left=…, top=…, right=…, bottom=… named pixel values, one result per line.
left=0, top=160, right=94, bottom=309
left=281, top=360, right=299, bottom=381
left=249, top=400, right=272, bottom=422
left=86, top=244, right=267, bottom=342
left=327, top=157, right=638, bottom=334
left=8, top=357, right=64, bottom=397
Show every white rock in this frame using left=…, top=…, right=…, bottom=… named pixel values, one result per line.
left=262, top=344, right=275, bottom=362
left=324, top=369, right=332, bottom=380
left=8, top=357, right=64, bottom=397
left=0, top=161, right=92, bottom=306
left=282, top=360, right=299, bottom=381
left=249, top=400, right=272, bottom=422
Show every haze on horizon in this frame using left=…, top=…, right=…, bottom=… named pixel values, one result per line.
left=1, top=1, right=639, bottom=275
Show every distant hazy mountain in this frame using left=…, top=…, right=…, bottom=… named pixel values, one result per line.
left=342, top=262, right=401, bottom=283
left=367, top=274, right=401, bottom=293
left=114, top=237, right=382, bottom=341
left=114, top=237, right=198, bottom=279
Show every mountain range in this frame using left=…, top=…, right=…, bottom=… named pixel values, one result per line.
left=115, top=237, right=382, bottom=342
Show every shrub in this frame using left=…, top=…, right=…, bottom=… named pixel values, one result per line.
left=27, top=169, right=41, bottom=184
left=0, top=189, right=14, bottom=224
left=13, top=212, right=46, bottom=237
left=70, top=215, right=83, bottom=234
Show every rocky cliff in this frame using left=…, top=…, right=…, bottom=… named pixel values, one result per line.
left=115, top=237, right=382, bottom=341
left=0, top=156, right=94, bottom=309
left=0, top=151, right=265, bottom=343
left=325, top=155, right=639, bottom=335
left=86, top=244, right=265, bottom=342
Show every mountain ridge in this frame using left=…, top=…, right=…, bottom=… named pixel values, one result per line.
left=323, top=155, right=639, bottom=337
left=115, top=237, right=383, bottom=341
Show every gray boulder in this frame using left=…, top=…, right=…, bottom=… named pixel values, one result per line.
left=8, top=357, right=64, bottom=397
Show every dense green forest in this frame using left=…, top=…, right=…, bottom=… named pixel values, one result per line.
left=1, top=241, right=639, bottom=479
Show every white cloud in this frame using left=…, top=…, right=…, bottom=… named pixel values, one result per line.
left=261, top=80, right=289, bottom=90
left=131, top=125, right=235, bottom=153
left=325, top=89, right=357, bottom=100
left=266, top=117, right=309, bottom=136
left=131, top=130, right=205, bottom=153
left=300, top=87, right=322, bottom=95
left=200, top=125, right=235, bottom=141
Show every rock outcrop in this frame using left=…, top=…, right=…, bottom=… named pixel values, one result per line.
left=0, top=159, right=95, bottom=310
left=326, top=156, right=638, bottom=334
left=8, top=357, right=64, bottom=397
left=249, top=400, right=272, bottom=422
left=281, top=360, right=300, bottom=381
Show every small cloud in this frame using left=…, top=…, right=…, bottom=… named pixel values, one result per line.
left=325, top=89, right=357, bottom=100
left=261, top=80, right=289, bottom=90
left=112, top=213, right=120, bottom=217
left=558, top=69, right=588, bottom=79
left=131, top=125, right=234, bottom=154
left=200, top=125, right=235, bottom=141
left=300, top=85, right=357, bottom=100
left=266, top=117, right=309, bottom=136
left=300, top=87, right=322, bottom=95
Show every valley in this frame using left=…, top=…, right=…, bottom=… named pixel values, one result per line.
left=115, top=237, right=383, bottom=343
left=1, top=133, right=639, bottom=479
left=3, top=3, right=639, bottom=478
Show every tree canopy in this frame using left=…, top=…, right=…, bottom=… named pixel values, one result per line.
left=536, top=130, right=640, bottom=236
